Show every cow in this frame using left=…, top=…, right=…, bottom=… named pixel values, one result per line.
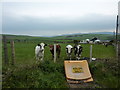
left=94, top=39, right=101, bottom=44
left=35, top=43, right=47, bottom=61
left=86, top=37, right=100, bottom=44
left=86, top=39, right=90, bottom=43
left=66, top=45, right=73, bottom=60
left=103, top=40, right=114, bottom=47
left=74, top=45, right=83, bottom=60
left=49, top=44, right=61, bottom=59
left=90, top=37, right=98, bottom=42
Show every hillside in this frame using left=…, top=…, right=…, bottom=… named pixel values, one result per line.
left=51, top=34, right=114, bottom=40
left=1, top=33, right=116, bottom=44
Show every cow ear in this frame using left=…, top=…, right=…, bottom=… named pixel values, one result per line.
left=39, top=45, right=42, bottom=48
left=38, top=44, right=40, bottom=46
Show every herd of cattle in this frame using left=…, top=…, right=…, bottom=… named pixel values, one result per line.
left=84, top=37, right=114, bottom=47
left=35, top=43, right=83, bottom=61
left=35, top=37, right=114, bottom=61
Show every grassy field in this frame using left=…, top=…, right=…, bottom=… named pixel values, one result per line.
left=2, top=35, right=119, bottom=88
left=2, top=42, right=116, bottom=66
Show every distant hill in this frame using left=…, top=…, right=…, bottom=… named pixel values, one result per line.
left=2, top=32, right=118, bottom=43
left=87, top=32, right=114, bottom=35
left=54, top=32, right=114, bottom=37
left=51, top=34, right=114, bottom=40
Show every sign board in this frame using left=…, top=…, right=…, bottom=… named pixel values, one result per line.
left=64, top=60, right=93, bottom=80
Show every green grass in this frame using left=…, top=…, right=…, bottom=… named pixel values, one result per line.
left=2, top=38, right=118, bottom=88
left=2, top=60, right=68, bottom=88
left=89, top=59, right=119, bottom=88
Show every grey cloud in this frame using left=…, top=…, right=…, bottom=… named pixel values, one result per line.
left=2, top=14, right=115, bottom=35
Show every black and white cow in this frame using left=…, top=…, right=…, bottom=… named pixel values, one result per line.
left=90, top=37, right=98, bottom=42
left=103, top=40, right=114, bottom=47
left=94, top=40, right=101, bottom=44
left=35, top=43, right=47, bottom=61
left=66, top=45, right=73, bottom=60
left=74, top=45, right=83, bottom=60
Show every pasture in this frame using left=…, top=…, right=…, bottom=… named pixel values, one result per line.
left=2, top=42, right=116, bottom=66
left=2, top=39, right=119, bottom=88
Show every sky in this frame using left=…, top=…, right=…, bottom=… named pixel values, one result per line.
left=1, top=0, right=120, bottom=36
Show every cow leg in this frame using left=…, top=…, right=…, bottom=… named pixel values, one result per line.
left=70, top=54, right=72, bottom=60
left=41, top=53, right=44, bottom=61
left=76, top=54, right=80, bottom=60
left=78, top=56, right=80, bottom=60
left=76, top=54, right=78, bottom=60
left=78, top=55, right=80, bottom=60
left=58, top=54, right=60, bottom=58
left=74, top=52, right=78, bottom=60
left=68, top=54, right=70, bottom=60
left=36, top=54, right=39, bottom=63
left=78, top=53, right=82, bottom=60
left=41, top=57, right=43, bottom=61
left=36, top=57, right=40, bottom=63
left=57, top=51, right=60, bottom=58
left=36, top=57, right=38, bottom=63
left=68, top=53, right=71, bottom=60
left=38, top=57, right=41, bottom=62
left=66, top=53, right=68, bottom=59
left=50, top=50, right=54, bottom=59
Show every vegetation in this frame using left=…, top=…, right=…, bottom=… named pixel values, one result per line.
left=2, top=60, right=68, bottom=88
left=2, top=33, right=116, bottom=43
left=51, top=34, right=115, bottom=41
left=2, top=34, right=119, bottom=88
left=90, top=58, right=119, bottom=88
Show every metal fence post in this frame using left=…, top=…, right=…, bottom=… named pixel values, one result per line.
left=90, top=45, right=93, bottom=62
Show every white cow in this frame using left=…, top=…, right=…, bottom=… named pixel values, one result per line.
left=66, top=45, right=73, bottom=60
left=94, top=40, right=101, bottom=44
left=86, top=39, right=90, bottom=43
left=35, top=43, right=46, bottom=61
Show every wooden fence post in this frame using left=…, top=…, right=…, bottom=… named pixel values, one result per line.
left=90, top=45, right=92, bottom=62
left=3, top=36, right=9, bottom=65
left=11, top=41, right=15, bottom=65
left=118, top=44, right=120, bottom=62
left=54, top=44, right=56, bottom=63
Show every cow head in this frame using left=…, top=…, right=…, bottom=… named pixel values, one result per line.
left=74, top=45, right=82, bottom=53
left=77, top=45, right=82, bottom=51
left=66, top=45, right=73, bottom=54
left=49, top=45, right=53, bottom=50
left=39, top=43, right=46, bottom=52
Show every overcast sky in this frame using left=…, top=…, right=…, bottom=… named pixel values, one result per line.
left=1, top=0, right=119, bottom=36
